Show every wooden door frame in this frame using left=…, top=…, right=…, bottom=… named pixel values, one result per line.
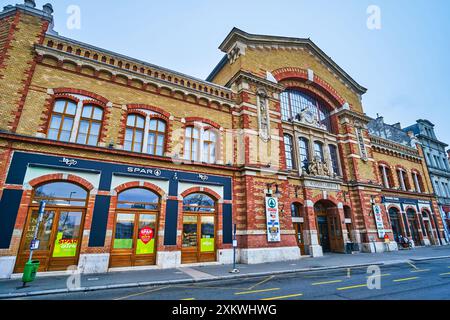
left=110, top=209, right=159, bottom=267
left=15, top=206, right=86, bottom=272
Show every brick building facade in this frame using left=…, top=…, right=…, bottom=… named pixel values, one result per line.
left=0, top=1, right=446, bottom=279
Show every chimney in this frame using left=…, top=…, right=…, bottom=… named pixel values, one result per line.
left=24, top=0, right=36, bottom=8
left=43, top=3, right=54, bottom=15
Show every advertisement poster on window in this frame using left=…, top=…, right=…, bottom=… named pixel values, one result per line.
left=373, top=204, right=385, bottom=238
left=53, top=232, right=78, bottom=257
left=136, top=226, right=155, bottom=255
left=265, top=197, right=281, bottom=242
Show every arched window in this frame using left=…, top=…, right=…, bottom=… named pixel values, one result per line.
left=184, top=126, right=200, bottom=161
left=389, top=207, right=402, bottom=243
left=328, top=144, right=340, bottom=176
left=379, top=165, right=394, bottom=189
left=298, top=137, right=310, bottom=170
left=284, top=134, right=295, bottom=170
left=313, top=141, right=324, bottom=162
left=125, top=114, right=145, bottom=152
left=147, top=119, right=166, bottom=156
left=117, top=188, right=160, bottom=210
left=33, top=181, right=88, bottom=207
left=291, top=202, right=304, bottom=217
left=76, top=105, right=103, bottom=146
left=397, top=169, right=410, bottom=191
left=202, top=129, right=217, bottom=164
left=280, top=89, right=332, bottom=131
left=183, top=193, right=216, bottom=212
left=47, top=99, right=77, bottom=142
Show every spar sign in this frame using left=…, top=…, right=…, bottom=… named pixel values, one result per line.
left=373, top=204, right=385, bottom=238
left=265, top=197, right=281, bottom=242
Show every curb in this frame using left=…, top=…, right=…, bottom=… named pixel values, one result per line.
left=1, top=255, right=449, bottom=299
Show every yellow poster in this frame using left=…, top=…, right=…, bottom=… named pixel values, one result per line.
left=52, top=232, right=78, bottom=257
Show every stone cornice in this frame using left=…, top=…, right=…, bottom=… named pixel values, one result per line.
left=41, top=34, right=234, bottom=104
left=35, top=44, right=235, bottom=108
left=0, top=3, right=53, bottom=22
left=369, top=135, right=422, bottom=161
left=226, top=70, right=285, bottom=93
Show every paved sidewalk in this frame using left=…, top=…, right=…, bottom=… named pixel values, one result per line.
left=1, top=245, right=450, bottom=299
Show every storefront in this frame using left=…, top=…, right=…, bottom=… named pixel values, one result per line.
left=0, top=151, right=233, bottom=277
left=382, top=196, right=441, bottom=247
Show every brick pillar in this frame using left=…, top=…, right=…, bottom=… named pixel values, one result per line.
left=303, top=198, right=322, bottom=257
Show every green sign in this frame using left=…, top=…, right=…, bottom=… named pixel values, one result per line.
left=136, top=239, right=155, bottom=255
left=200, top=238, right=214, bottom=252
left=267, top=198, right=277, bottom=209
left=113, top=238, right=133, bottom=249
left=52, top=232, right=78, bottom=258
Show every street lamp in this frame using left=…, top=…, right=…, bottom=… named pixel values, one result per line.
left=266, top=183, right=281, bottom=197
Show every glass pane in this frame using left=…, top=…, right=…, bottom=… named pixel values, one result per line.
left=114, top=213, right=135, bottom=249
left=158, top=121, right=166, bottom=132
left=124, top=141, right=132, bottom=152
left=33, top=182, right=87, bottom=206
left=52, top=211, right=82, bottom=258
left=117, top=188, right=159, bottom=210
left=53, top=100, right=66, bottom=113
left=87, top=134, right=99, bottom=146
left=182, top=216, right=198, bottom=248
left=90, top=122, right=101, bottom=136
left=76, top=133, right=87, bottom=145
left=78, top=120, right=89, bottom=134
left=149, top=120, right=157, bottom=131
left=23, top=210, right=55, bottom=251
left=65, top=101, right=77, bottom=115
left=183, top=193, right=215, bottom=212
left=59, top=130, right=71, bottom=142
left=136, top=116, right=145, bottom=128
left=156, top=134, right=164, bottom=146
left=62, top=117, right=74, bottom=132
left=126, top=115, right=135, bottom=127
left=200, top=216, right=215, bottom=253
left=82, top=106, right=92, bottom=118
left=125, top=128, right=133, bottom=142
left=156, top=146, right=163, bottom=156
left=136, top=214, right=156, bottom=255
left=148, top=133, right=155, bottom=146
left=47, top=129, right=59, bottom=140
left=93, top=107, right=103, bottom=120
left=49, top=115, right=62, bottom=129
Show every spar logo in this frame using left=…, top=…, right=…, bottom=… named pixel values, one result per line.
left=139, top=227, right=154, bottom=244
left=267, top=198, right=277, bottom=209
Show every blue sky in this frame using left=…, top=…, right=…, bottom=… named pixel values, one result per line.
left=5, top=0, right=450, bottom=146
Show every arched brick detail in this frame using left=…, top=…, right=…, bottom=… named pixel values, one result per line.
left=127, top=104, right=171, bottom=120
left=404, top=206, right=417, bottom=213
left=185, top=117, right=221, bottom=129
left=272, top=67, right=346, bottom=106
left=53, top=88, right=109, bottom=104
left=114, top=181, right=165, bottom=197
left=312, top=196, right=338, bottom=207
left=180, top=187, right=222, bottom=201
left=386, top=204, right=401, bottom=212
left=28, top=173, right=95, bottom=191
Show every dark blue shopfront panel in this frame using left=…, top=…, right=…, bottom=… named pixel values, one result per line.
left=222, top=203, right=232, bottom=244
left=164, top=199, right=179, bottom=246
left=88, top=195, right=111, bottom=247
left=0, top=189, right=23, bottom=249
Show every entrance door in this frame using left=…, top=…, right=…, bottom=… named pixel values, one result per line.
left=328, top=213, right=343, bottom=252
left=110, top=188, right=160, bottom=268
left=317, top=216, right=330, bottom=252
left=407, top=209, right=421, bottom=246
left=293, top=223, right=305, bottom=255
left=181, top=193, right=217, bottom=264
left=14, top=181, right=88, bottom=273
left=15, top=209, right=85, bottom=272
left=110, top=212, right=158, bottom=267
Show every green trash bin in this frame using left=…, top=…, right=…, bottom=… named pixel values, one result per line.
left=22, top=260, right=40, bottom=284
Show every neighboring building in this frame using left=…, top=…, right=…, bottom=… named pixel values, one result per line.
left=403, top=120, right=450, bottom=242
left=0, top=1, right=446, bottom=279
left=368, top=117, right=445, bottom=247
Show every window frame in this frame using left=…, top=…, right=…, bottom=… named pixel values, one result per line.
left=298, top=137, right=310, bottom=170
left=124, top=113, right=146, bottom=153
left=147, top=118, right=167, bottom=156
left=184, top=124, right=219, bottom=164
left=75, top=104, right=104, bottom=146
left=284, top=134, right=295, bottom=170
left=47, top=99, right=77, bottom=142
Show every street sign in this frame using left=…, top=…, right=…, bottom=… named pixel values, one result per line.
left=373, top=204, right=385, bottom=238
left=265, top=197, right=281, bottom=242
left=30, top=239, right=40, bottom=251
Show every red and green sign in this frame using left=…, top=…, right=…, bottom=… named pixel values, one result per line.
left=52, top=232, right=78, bottom=257
left=136, top=227, right=155, bottom=255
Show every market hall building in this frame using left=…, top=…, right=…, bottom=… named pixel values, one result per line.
left=0, top=1, right=447, bottom=279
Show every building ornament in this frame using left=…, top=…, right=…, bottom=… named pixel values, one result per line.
left=307, top=156, right=334, bottom=178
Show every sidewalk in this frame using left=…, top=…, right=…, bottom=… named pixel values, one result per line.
left=1, top=245, right=450, bottom=299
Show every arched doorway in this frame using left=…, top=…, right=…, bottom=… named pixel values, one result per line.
left=422, top=210, right=435, bottom=245
left=110, top=188, right=160, bottom=268
left=15, top=181, right=88, bottom=272
left=314, top=200, right=344, bottom=253
left=182, top=193, right=217, bottom=264
left=406, top=208, right=421, bottom=246
left=291, top=202, right=305, bottom=255
left=389, top=207, right=402, bottom=243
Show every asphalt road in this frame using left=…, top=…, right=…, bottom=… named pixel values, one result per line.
left=11, top=258, right=450, bottom=300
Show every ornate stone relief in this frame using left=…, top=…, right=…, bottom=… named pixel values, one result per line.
left=257, top=88, right=271, bottom=142
left=307, top=156, right=335, bottom=178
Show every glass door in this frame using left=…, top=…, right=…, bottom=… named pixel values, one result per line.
left=135, top=213, right=157, bottom=266
left=111, top=213, right=135, bottom=267
left=15, top=209, right=56, bottom=273
left=199, top=215, right=215, bottom=262
left=48, top=210, right=84, bottom=271
left=182, top=215, right=198, bottom=264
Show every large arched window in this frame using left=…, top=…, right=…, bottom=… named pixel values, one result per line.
left=280, top=89, right=332, bottom=131
left=76, top=105, right=103, bottom=146
left=33, top=181, right=88, bottom=207
left=117, top=188, right=160, bottom=210
left=47, top=99, right=77, bottom=142
left=125, top=114, right=145, bottom=152
left=284, top=134, right=295, bottom=170
left=147, top=119, right=166, bottom=156
left=183, top=193, right=216, bottom=212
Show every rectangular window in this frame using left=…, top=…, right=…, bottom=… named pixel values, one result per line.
left=284, top=135, right=294, bottom=170
left=329, top=145, right=340, bottom=176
